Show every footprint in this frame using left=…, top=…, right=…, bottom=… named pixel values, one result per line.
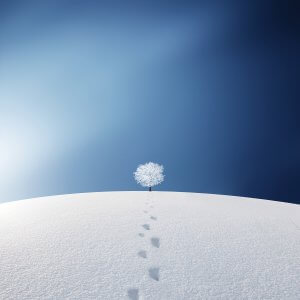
left=143, top=210, right=148, bottom=214
left=150, top=216, right=157, bottom=221
left=150, top=205, right=153, bottom=208
left=138, top=233, right=144, bottom=237
left=138, top=250, right=147, bottom=259
left=151, top=237, right=160, bottom=248
left=149, top=267, right=160, bottom=281
left=127, top=288, right=139, bottom=300
left=142, top=224, right=150, bottom=230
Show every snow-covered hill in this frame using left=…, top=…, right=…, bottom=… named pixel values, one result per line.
left=0, top=192, right=299, bottom=299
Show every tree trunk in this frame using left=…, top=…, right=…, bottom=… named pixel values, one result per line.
left=149, top=186, right=152, bottom=192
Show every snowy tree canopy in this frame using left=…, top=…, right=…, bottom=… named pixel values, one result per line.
left=134, top=162, right=164, bottom=189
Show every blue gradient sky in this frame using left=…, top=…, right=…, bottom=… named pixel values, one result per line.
left=0, top=0, right=299, bottom=203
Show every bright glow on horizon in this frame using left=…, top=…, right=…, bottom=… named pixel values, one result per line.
left=0, top=125, right=41, bottom=183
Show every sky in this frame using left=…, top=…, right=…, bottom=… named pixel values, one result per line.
left=0, top=0, right=299, bottom=204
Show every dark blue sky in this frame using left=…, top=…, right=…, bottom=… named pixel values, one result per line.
left=0, top=0, right=299, bottom=203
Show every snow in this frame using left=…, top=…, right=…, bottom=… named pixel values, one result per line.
left=0, top=192, right=299, bottom=299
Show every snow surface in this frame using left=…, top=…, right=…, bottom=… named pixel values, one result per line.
left=0, top=192, right=299, bottom=299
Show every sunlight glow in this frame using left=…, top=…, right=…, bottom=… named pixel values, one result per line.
left=0, top=124, right=43, bottom=184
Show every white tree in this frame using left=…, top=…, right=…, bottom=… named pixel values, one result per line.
left=134, top=162, right=164, bottom=191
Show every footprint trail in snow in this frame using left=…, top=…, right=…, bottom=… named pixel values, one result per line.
left=151, top=237, right=160, bottom=248
left=128, top=193, right=161, bottom=299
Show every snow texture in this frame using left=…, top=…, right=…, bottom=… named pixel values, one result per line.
left=0, top=192, right=299, bottom=299
left=134, top=162, right=164, bottom=188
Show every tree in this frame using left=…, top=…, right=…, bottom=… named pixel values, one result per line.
left=134, top=162, right=164, bottom=191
